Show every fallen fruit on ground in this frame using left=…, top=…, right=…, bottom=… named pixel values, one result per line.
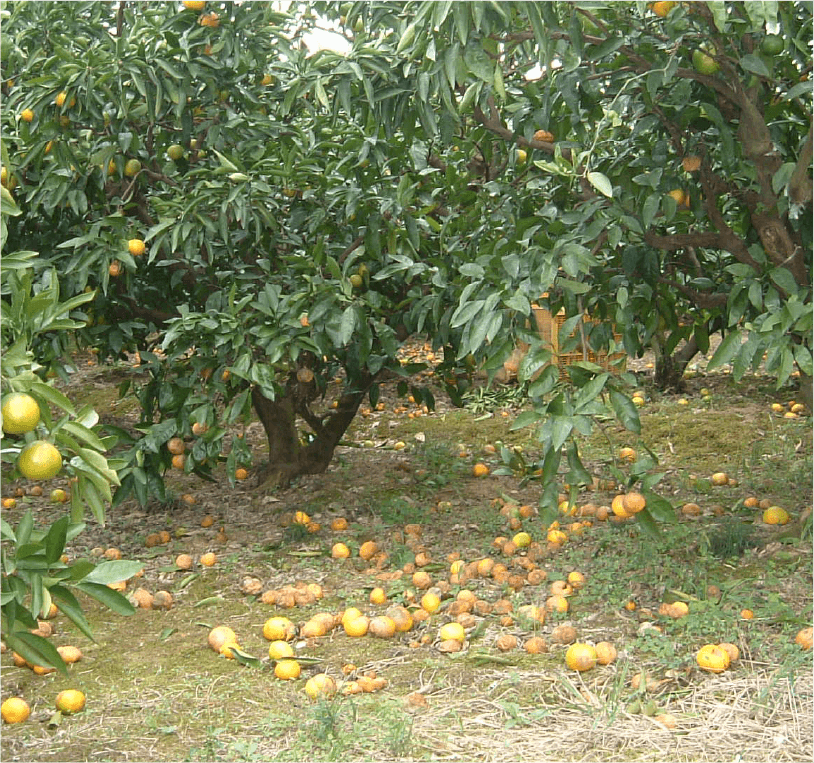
left=696, top=644, right=730, bottom=673
left=55, top=689, right=86, bottom=714
left=565, top=643, right=597, bottom=671
left=304, top=673, right=337, bottom=700
left=762, top=506, right=790, bottom=525
left=274, top=659, right=301, bottom=680
left=263, top=617, right=296, bottom=641
left=795, top=627, right=813, bottom=650
left=208, top=626, right=238, bottom=652
left=199, top=552, right=217, bottom=566
left=595, top=641, right=617, bottom=665
left=56, top=645, right=83, bottom=664
left=439, top=621, right=466, bottom=643
left=2, top=697, right=31, bottom=724
left=472, top=462, right=490, bottom=477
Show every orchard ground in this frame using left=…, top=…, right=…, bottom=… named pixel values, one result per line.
left=1, top=342, right=812, bottom=763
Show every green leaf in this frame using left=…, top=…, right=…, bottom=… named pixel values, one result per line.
left=83, top=560, right=144, bottom=585
left=609, top=390, right=641, bottom=434
left=4, top=631, right=69, bottom=674
left=74, top=581, right=136, bottom=615
left=641, top=491, right=676, bottom=523
left=586, top=171, right=613, bottom=197
left=739, top=53, right=771, bottom=78
left=43, top=516, right=69, bottom=565
left=706, top=330, right=741, bottom=371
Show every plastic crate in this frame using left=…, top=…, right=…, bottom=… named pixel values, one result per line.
left=532, top=307, right=626, bottom=378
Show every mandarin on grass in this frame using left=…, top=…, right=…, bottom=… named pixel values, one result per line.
left=2, top=697, right=31, bottom=724
left=565, top=643, right=597, bottom=671
left=439, top=621, right=466, bottom=643
left=472, top=462, right=490, bottom=477
left=331, top=542, right=351, bottom=559
left=359, top=540, right=378, bottom=560
left=274, top=659, right=301, bottom=680
left=696, top=644, right=730, bottom=673
left=795, top=627, right=813, bottom=650
left=268, top=640, right=294, bottom=660
left=344, top=615, right=370, bottom=637
left=595, top=641, right=618, bottom=665
left=263, top=617, right=296, bottom=641
left=55, top=690, right=85, bottom=714
left=199, top=552, right=217, bottom=566
left=304, top=673, right=337, bottom=700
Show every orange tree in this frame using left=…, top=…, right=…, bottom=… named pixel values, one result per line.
left=1, top=176, right=140, bottom=672
left=2, top=1, right=810, bottom=520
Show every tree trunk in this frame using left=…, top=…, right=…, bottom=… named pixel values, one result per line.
left=653, top=335, right=701, bottom=392
left=798, top=371, right=813, bottom=412
left=251, top=373, right=373, bottom=489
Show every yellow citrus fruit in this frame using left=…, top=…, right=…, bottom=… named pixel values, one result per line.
left=565, top=643, right=597, bottom=671
left=386, top=605, right=414, bottom=632
left=696, top=644, right=730, bottom=673
left=330, top=517, right=348, bottom=531
left=219, top=641, right=241, bottom=659
left=331, top=542, right=351, bottom=559
left=595, top=641, right=617, bottom=665
left=763, top=506, right=790, bottom=525
left=421, top=591, right=441, bottom=614
left=618, top=446, right=636, bottom=463
left=343, top=615, right=370, bottom=637
left=795, top=627, right=813, bottom=650
left=622, top=492, right=646, bottom=514
left=273, top=658, right=300, bottom=680
left=293, top=510, right=310, bottom=525
left=1, top=697, right=31, bottom=724
left=17, top=440, right=62, bottom=480
left=55, top=689, right=86, bottom=714
left=439, top=622, right=465, bottom=643
left=611, top=494, right=631, bottom=519
left=512, top=531, right=532, bottom=548
left=199, top=552, right=216, bottom=566
left=472, top=463, right=490, bottom=477
left=304, top=673, right=337, bottom=700
left=128, top=239, right=146, bottom=256
left=21, top=108, right=34, bottom=122
left=711, top=472, right=729, bottom=486
left=182, top=0, right=206, bottom=9
left=2, top=393, right=41, bottom=434
left=268, top=640, right=295, bottom=660
left=651, top=1, right=677, bottom=17
left=124, top=158, right=141, bottom=177
left=369, top=587, right=387, bottom=605
left=263, top=617, right=296, bottom=641
left=359, top=540, right=378, bottom=560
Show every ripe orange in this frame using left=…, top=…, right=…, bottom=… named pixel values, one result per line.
left=263, top=617, right=296, bottom=641
left=567, top=571, right=586, bottom=590
left=710, top=472, right=729, bottom=486
left=268, top=640, right=295, bottom=660
left=208, top=626, right=237, bottom=652
left=439, top=622, right=466, bottom=643
left=2, top=497, right=17, bottom=509
left=545, top=594, right=569, bottom=613
left=623, top=492, right=646, bottom=514
left=234, top=467, right=249, bottom=480
left=199, top=552, right=216, bottom=566
left=795, top=627, right=813, bottom=650
left=618, top=446, right=636, bottom=463
left=167, top=437, right=186, bottom=455
left=17, top=440, right=62, bottom=480
left=343, top=615, right=370, bottom=637
left=128, top=238, right=146, bottom=256
left=359, top=540, right=378, bottom=560
left=532, top=128, right=554, bottom=143
left=595, top=641, right=617, bottom=665
left=611, top=494, right=631, bottom=519
left=55, top=689, right=85, bottom=714
left=565, top=643, right=597, bottom=671
left=304, top=673, right=337, bottom=700
left=740, top=608, right=754, bottom=620
left=651, top=0, right=677, bottom=17
left=1, top=697, right=31, bottom=724
left=219, top=641, right=241, bottom=659
left=369, top=587, right=387, bottom=605
left=199, top=11, right=219, bottom=26
left=472, top=463, right=490, bottom=478
left=2, top=393, right=41, bottom=434
left=274, top=659, right=300, bottom=680
left=331, top=542, right=350, bottom=559
left=171, top=453, right=186, bottom=470
left=21, top=108, right=35, bottom=122
left=696, top=644, right=730, bottom=673
left=182, top=0, right=206, bottom=9
left=762, top=506, right=790, bottom=525
left=330, top=517, right=348, bottom=531
left=421, top=591, right=441, bottom=614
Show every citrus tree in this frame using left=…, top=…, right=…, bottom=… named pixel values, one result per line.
left=2, top=1, right=810, bottom=522
left=1, top=155, right=140, bottom=673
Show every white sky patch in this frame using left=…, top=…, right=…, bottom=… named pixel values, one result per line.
left=304, top=27, right=351, bottom=55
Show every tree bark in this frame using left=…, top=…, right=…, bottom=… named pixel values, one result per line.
left=251, top=372, right=374, bottom=489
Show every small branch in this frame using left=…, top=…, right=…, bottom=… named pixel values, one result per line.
left=789, top=123, right=813, bottom=206
left=656, top=276, right=727, bottom=309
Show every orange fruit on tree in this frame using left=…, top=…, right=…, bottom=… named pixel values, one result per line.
left=199, top=11, right=219, bottom=26
left=128, top=238, right=146, bottom=256
left=182, top=0, right=206, bottom=9
left=167, top=437, right=185, bottom=455
left=565, top=643, right=597, bottom=671
left=171, top=453, right=186, bottom=470
left=533, top=128, right=554, bottom=143
left=1, top=697, right=31, bottom=724
left=611, top=494, right=631, bottom=519
left=2, top=393, right=41, bottom=434
left=55, top=689, right=85, bottom=714
left=682, top=155, right=701, bottom=172
left=274, top=659, right=300, bottom=680
left=651, top=1, right=677, bottom=17
left=17, top=440, right=62, bottom=480
left=696, top=644, right=730, bottom=673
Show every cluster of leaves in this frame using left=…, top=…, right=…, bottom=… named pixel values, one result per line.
left=1, top=142, right=135, bottom=671
left=1, top=1, right=810, bottom=507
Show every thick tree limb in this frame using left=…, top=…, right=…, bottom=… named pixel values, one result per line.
left=789, top=124, right=813, bottom=206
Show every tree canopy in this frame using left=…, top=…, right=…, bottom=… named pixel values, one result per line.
left=2, top=0, right=811, bottom=506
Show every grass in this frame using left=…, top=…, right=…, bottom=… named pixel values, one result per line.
left=2, top=364, right=812, bottom=762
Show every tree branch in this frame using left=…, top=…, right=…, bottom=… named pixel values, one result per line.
left=789, top=122, right=813, bottom=206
